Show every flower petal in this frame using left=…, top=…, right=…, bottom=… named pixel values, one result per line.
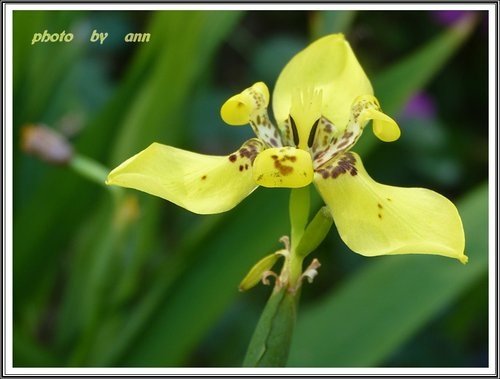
left=370, top=110, right=401, bottom=142
left=253, top=147, right=314, bottom=188
left=220, top=82, right=282, bottom=147
left=314, top=152, right=467, bottom=263
left=273, top=34, right=373, bottom=133
left=354, top=95, right=400, bottom=142
left=106, top=139, right=265, bottom=214
left=312, top=95, right=400, bottom=169
left=220, top=82, right=269, bottom=126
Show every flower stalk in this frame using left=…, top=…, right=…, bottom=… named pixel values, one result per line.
left=243, top=186, right=329, bottom=366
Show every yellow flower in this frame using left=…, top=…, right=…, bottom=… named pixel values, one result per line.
left=106, top=34, right=467, bottom=264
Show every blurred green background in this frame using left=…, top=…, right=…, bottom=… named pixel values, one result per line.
left=13, top=10, right=489, bottom=367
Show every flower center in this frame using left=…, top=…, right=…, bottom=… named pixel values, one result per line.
left=288, top=88, right=323, bottom=150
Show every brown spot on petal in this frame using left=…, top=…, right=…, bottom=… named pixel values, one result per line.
left=337, top=139, right=350, bottom=149
left=229, top=154, right=237, bottom=162
left=239, top=148, right=249, bottom=158
left=342, top=131, right=353, bottom=140
left=274, top=159, right=293, bottom=176
left=201, top=175, right=207, bottom=180
left=317, top=169, right=329, bottom=179
left=330, top=152, right=357, bottom=180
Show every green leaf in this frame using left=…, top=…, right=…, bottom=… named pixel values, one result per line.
left=374, top=15, right=477, bottom=114
left=35, top=11, right=243, bottom=366
left=288, top=183, right=488, bottom=366
left=14, top=326, right=60, bottom=367
left=310, top=11, right=357, bottom=39
left=355, top=14, right=477, bottom=154
left=120, top=188, right=290, bottom=366
left=109, top=11, right=243, bottom=165
left=243, top=288, right=297, bottom=367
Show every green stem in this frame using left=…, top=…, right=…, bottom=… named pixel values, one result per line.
left=288, top=186, right=310, bottom=288
left=243, top=186, right=311, bottom=366
left=289, top=186, right=310, bottom=252
left=69, top=154, right=122, bottom=200
left=69, top=154, right=108, bottom=185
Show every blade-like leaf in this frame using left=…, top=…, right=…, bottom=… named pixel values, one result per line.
left=243, top=288, right=297, bottom=367
left=120, top=188, right=290, bottom=366
left=53, top=11, right=243, bottom=366
left=310, top=11, right=357, bottom=39
left=355, top=14, right=477, bottom=154
left=374, top=15, right=477, bottom=114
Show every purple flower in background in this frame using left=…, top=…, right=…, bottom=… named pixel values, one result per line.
left=432, top=10, right=474, bottom=26
left=402, top=92, right=436, bottom=120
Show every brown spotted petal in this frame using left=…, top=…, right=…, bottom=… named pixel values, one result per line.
left=314, top=151, right=467, bottom=263
left=253, top=147, right=314, bottom=188
left=220, top=82, right=284, bottom=148
left=310, top=115, right=363, bottom=169
left=311, top=95, right=380, bottom=169
left=106, top=138, right=265, bottom=214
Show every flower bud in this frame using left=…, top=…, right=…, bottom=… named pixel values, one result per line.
left=21, top=124, right=73, bottom=164
left=239, top=252, right=283, bottom=292
left=295, top=206, right=333, bottom=258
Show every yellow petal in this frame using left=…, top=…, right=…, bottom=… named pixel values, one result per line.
left=314, top=152, right=467, bottom=263
left=220, top=82, right=269, bottom=126
left=253, top=147, right=314, bottom=188
left=354, top=95, right=401, bottom=142
left=273, top=34, right=373, bottom=134
left=106, top=139, right=265, bottom=214
left=367, top=109, right=401, bottom=142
